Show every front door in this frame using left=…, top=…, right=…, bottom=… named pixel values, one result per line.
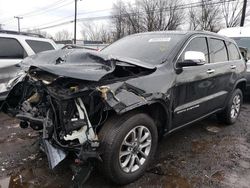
left=173, top=36, right=212, bottom=127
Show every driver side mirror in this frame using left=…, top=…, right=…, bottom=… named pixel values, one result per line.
left=177, top=51, right=206, bottom=67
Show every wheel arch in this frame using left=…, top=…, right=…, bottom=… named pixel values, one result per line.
left=113, top=100, right=170, bottom=138
left=234, top=79, right=247, bottom=94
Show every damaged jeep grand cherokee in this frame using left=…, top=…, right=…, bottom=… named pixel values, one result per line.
left=1, top=31, right=247, bottom=185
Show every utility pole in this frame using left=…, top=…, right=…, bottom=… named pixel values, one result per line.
left=14, top=16, right=23, bottom=32
left=240, top=0, right=247, bottom=27
left=74, top=0, right=77, bottom=44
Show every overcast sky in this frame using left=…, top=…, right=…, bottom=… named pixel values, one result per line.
left=0, top=0, right=249, bottom=39
left=0, top=0, right=132, bottom=39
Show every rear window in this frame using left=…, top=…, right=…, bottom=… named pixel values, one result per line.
left=209, top=38, right=228, bottom=63
left=227, top=42, right=241, bottom=60
left=0, top=37, right=27, bottom=59
left=26, top=40, right=55, bottom=53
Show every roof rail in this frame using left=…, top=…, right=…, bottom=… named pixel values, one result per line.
left=0, top=30, right=45, bottom=38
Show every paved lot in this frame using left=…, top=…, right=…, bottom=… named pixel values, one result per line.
left=0, top=98, right=250, bottom=188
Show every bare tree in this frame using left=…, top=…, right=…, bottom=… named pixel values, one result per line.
left=111, top=0, right=185, bottom=40
left=54, top=30, right=72, bottom=41
left=188, top=0, right=222, bottom=32
left=162, top=0, right=184, bottom=30
left=139, top=0, right=184, bottom=31
left=26, top=29, right=52, bottom=38
left=111, top=0, right=127, bottom=40
left=99, top=25, right=112, bottom=43
left=81, top=22, right=111, bottom=42
left=222, top=0, right=248, bottom=27
left=189, top=7, right=200, bottom=30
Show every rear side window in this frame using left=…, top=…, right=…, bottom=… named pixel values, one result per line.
left=209, top=38, right=228, bottom=63
left=227, top=42, right=241, bottom=60
left=0, top=37, right=26, bottom=59
left=179, top=37, right=209, bottom=63
left=26, top=40, right=55, bottom=53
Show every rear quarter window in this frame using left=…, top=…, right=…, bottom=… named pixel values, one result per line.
left=0, top=37, right=27, bottom=59
left=227, top=42, right=241, bottom=60
left=26, top=40, right=55, bottom=53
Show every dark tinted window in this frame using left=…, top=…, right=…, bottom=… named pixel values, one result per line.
left=210, top=38, right=228, bottom=63
left=26, top=40, right=54, bottom=53
left=0, top=37, right=26, bottom=59
left=101, top=34, right=184, bottom=65
left=179, top=37, right=209, bottom=63
left=227, top=42, right=241, bottom=60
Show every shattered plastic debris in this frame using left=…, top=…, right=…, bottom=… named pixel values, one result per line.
left=206, top=126, right=221, bottom=133
left=148, top=163, right=165, bottom=175
left=211, top=170, right=225, bottom=181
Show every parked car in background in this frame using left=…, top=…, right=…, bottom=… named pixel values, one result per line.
left=0, top=30, right=58, bottom=101
left=1, top=31, right=247, bottom=185
left=218, top=27, right=250, bottom=94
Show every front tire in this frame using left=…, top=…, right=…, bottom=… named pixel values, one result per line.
left=217, top=89, right=243, bottom=125
left=98, top=112, right=158, bottom=185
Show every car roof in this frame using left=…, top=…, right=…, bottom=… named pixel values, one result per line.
left=129, top=30, right=234, bottom=42
left=0, top=30, right=53, bottom=42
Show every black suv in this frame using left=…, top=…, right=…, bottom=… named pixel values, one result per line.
left=1, top=31, right=246, bottom=185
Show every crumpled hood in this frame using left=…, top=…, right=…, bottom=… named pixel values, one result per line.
left=21, top=49, right=156, bottom=81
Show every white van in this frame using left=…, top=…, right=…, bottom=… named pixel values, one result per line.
left=218, top=27, right=250, bottom=94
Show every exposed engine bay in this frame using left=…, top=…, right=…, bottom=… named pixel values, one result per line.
left=0, top=49, right=158, bottom=185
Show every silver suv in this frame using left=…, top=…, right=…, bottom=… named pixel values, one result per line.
left=0, top=30, right=58, bottom=100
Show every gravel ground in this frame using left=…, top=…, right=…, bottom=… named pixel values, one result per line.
left=0, top=98, right=250, bottom=188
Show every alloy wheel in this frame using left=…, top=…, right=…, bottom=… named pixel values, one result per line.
left=119, top=125, right=152, bottom=173
left=230, top=94, right=241, bottom=119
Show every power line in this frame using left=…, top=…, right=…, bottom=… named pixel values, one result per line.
left=20, top=0, right=74, bottom=18
left=22, top=8, right=113, bottom=30
left=27, top=0, right=236, bottom=31
left=20, top=0, right=69, bottom=17
left=0, top=0, right=73, bottom=23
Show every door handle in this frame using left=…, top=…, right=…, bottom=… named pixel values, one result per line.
left=230, top=65, right=236, bottom=69
left=207, top=69, right=215, bottom=74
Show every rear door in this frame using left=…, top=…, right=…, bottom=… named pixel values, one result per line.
left=0, top=37, right=27, bottom=99
left=205, top=38, right=234, bottom=110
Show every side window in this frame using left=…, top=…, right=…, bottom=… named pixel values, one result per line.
left=209, top=38, right=228, bottom=63
left=25, top=40, right=55, bottom=53
left=227, top=42, right=241, bottom=60
left=179, top=37, right=209, bottom=63
left=0, top=37, right=26, bottom=59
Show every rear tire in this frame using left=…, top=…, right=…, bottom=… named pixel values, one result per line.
left=217, top=89, right=243, bottom=125
left=98, top=112, right=158, bottom=185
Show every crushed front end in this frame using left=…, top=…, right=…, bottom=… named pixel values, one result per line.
left=0, top=49, right=158, bottom=186
left=3, top=67, right=112, bottom=169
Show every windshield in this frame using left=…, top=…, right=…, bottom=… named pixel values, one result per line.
left=101, top=33, right=184, bottom=65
